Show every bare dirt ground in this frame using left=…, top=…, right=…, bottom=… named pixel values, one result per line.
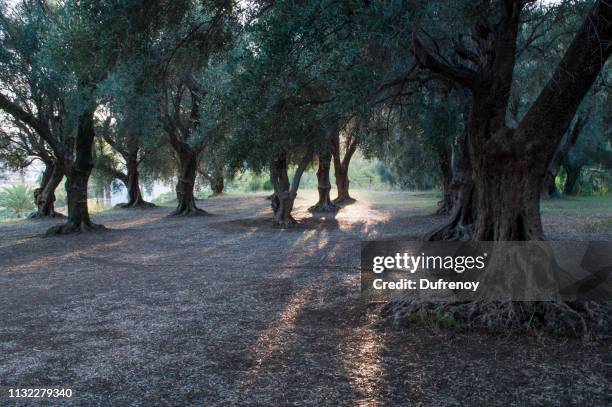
left=0, top=190, right=610, bottom=406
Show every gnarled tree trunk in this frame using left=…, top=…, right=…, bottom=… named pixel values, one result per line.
left=330, top=127, right=357, bottom=205
left=30, top=159, right=65, bottom=218
left=269, top=149, right=312, bottom=227
left=117, top=154, right=155, bottom=208
left=435, top=148, right=453, bottom=215
left=542, top=114, right=588, bottom=198
left=334, top=169, right=352, bottom=204
left=426, top=130, right=476, bottom=240
left=415, top=0, right=611, bottom=242
left=475, top=1, right=610, bottom=240
left=270, top=154, right=295, bottom=227
left=171, top=148, right=207, bottom=216
left=472, top=145, right=545, bottom=240
left=47, top=110, right=105, bottom=235
left=309, top=147, right=338, bottom=213
left=393, top=0, right=612, bottom=336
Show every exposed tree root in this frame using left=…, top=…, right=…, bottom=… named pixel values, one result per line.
left=273, top=215, right=297, bottom=228
left=308, top=202, right=339, bottom=213
left=424, top=220, right=473, bottom=241
left=434, top=201, right=452, bottom=215
left=380, top=299, right=611, bottom=339
left=169, top=206, right=209, bottom=217
left=116, top=200, right=156, bottom=209
left=45, top=221, right=107, bottom=236
left=332, top=196, right=356, bottom=206
left=29, top=211, right=66, bottom=219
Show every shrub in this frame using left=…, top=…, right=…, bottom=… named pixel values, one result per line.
left=261, top=179, right=273, bottom=191
left=246, top=178, right=262, bottom=192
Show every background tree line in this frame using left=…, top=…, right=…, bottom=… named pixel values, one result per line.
left=0, top=0, right=609, bottom=239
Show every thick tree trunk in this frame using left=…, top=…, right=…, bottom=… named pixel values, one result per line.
left=269, top=150, right=312, bottom=227
left=270, top=154, right=295, bottom=227
left=426, top=131, right=476, bottom=241
left=414, top=0, right=611, bottom=242
left=330, top=128, right=356, bottom=205
left=46, top=110, right=105, bottom=235
left=30, top=160, right=65, bottom=218
left=542, top=114, right=588, bottom=198
left=436, top=149, right=453, bottom=215
left=117, top=155, right=155, bottom=208
left=483, top=0, right=612, bottom=240
left=467, top=94, right=548, bottom=241
left=309, top=148, right=338, bottom=213
left=541, top=171, right=559, bottom=198
left=333, top=169, right=353, bottom=204
left=473, top=155, right=545, bottom=240
left=563, top=165, right=582, bottom=196
left=171, top=149, right=207, bottom=216
left=395, top=0, right=612, bottom=336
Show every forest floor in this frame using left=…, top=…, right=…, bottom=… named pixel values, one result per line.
left=0, top=190, right=611, bottom=406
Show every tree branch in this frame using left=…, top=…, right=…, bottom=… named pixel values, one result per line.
left=412, top=35, right=480, bottom=89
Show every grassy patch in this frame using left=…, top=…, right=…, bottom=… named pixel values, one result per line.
left=588, top=217, right=612, bottom=230
left=540, top=194, right=612, bottom=214
left=354, top=189, right=441, bottom=208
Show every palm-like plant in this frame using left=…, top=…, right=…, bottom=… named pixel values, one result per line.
left=0, top=185, right=35, bottom=218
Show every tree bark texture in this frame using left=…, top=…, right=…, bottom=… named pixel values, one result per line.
left=29, top=159, right=65, bottom=218
left=269, top=149, right=312, bottom=227
left=414, top=0, right=611, bottom=241
left=435, top=147, right=453, bottom=215
left=309, top=147, right=339, bottom=213
left=46, top=110, right=106, bottom=235
left=426, top=130, right=476, bottom=241
left=330, top=127, right=357, bottom=205
left=116, top=153, right=155, bottom=208
left=171, top=148, right=207, bottom=216
left=161, top=73, right=209, bottom=216
left=541, top=114, right=588, bottom=198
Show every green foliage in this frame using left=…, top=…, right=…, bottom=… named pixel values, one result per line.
left=0, top=0, right=610, bottom=216
left=226, top=0, right=407, bottom=174
left=226, top=172, right=273, bottom=193
left=152, top=191, right=177, bottom=206
left=0, top=184, right=35, bottom=217
left=372, top=89, right=465, bottom=190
